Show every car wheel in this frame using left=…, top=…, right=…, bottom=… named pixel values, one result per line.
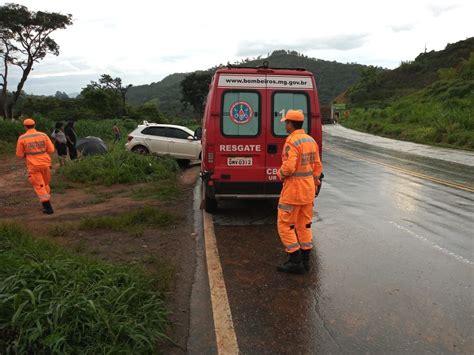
left=177, top=159, right=190, bottom=168
left=131, top=145, right=149, bottom=154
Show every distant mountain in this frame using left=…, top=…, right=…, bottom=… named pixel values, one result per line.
left=126, top=51, right=370, bottom=118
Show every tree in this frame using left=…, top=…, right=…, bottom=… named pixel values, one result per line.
left=0, top=3, right=72, bottom=118
left=98, top=74, right=132, bottom=116
left=79, top=74, right=131, bottom=119
left=54, top=91, right=69, bottom=99
left=180, top=71, right=212, bottom=118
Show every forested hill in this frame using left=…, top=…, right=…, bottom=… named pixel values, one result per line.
left=346, top=37, right=474, bottom=105
left=126, top=73, right=190, bottom=116
left=126, top=50, right=370, bottom=116
left=340, top=37, right=474, bottom=150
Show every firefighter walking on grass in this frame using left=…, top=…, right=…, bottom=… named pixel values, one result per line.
left=16, top=118, right=55, bottom=214
left=276, top=110, right=323, bottom=274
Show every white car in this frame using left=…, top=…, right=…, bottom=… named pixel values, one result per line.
left=126, top=121, right=202, bottom=162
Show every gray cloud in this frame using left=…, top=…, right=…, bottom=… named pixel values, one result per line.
left=236, top=34, right=369, bottom=57
left=427, top=3, right=459, bottom=17
left=158, top=55, right=190, bottom=63
left=390, top=23, right=415, bottom=32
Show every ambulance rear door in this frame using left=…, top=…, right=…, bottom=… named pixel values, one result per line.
left=214, top=84, right=266, bottom=194
left=264, top=73, right=313, bottom=193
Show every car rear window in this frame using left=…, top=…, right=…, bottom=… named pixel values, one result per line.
left=272, top=92, right=309, bottom=136
left=222, top=91, right=260, bottom=137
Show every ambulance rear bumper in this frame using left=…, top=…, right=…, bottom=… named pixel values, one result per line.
left=211, top=181, right=282, bottom=200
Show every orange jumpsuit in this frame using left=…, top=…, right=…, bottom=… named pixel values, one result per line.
left=16, top=129, right=55, bottom=202
left=277, top=129, right=323, bottom=253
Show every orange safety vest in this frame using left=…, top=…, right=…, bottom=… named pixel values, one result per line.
left=278, top=129, right=323, bottom=205
left=16, top=128, right=55, bottom=169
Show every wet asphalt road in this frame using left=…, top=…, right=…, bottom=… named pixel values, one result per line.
left=212, top=133, right=474, bottom=353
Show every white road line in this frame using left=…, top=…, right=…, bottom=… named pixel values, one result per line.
left=389, top=221, right=474, bottom=266
left=203, top=211, right=240, bottom=354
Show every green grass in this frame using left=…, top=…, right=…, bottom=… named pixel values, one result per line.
left=78, top=207, right=176, bottom=232
left=0, top=222, right=170, bottom=354
left=131, top=181, right=181, bottom=201
left=0, top=140, right=15, bottom=154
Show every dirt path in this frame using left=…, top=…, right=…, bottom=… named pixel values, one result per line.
left=0, top=155, right=200, bottom=353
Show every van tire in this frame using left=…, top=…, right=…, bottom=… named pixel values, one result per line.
left=204, top=194, right=217, bottom=213
left=203, top=185, right=217, bottom=213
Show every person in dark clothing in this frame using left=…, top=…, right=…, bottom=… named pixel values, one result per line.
left=65, top=120, right=78, bottom=160
left=51, top=121, right=68, bottom=166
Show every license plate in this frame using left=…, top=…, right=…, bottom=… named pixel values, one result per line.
left=227, top=157, right=252, bottom=166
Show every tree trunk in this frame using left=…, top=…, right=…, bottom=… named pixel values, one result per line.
left=11, top=59, right=33, bottom=116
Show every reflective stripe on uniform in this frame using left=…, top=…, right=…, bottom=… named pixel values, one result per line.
left=293, top=137, right=316, bottom=147
left=25, top=150, right=47, bottom=156
left=19, top=133, right=47, bottom=140
left=278, top=203, right=294, bottom=212
left=300, top=242, right=313, bottom=249
left=292, top=171, right=313, bottom=177
left=286, top=243, right=300, bottom=252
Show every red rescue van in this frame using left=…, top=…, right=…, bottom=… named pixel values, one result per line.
left=201, top=64, right=322, bottom=212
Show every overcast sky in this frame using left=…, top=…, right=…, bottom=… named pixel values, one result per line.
left=6, top=0, right=474, bottom=95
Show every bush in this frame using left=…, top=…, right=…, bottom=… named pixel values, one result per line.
left=60, top=145, right=179, bottom=186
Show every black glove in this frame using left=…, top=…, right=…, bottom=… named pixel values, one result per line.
left=315, top=172, right=324, bottom=197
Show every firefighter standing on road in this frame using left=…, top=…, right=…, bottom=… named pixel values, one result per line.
left=16, top=118, right=55, bottom=214
left=276, top=110, right=323, bottom=274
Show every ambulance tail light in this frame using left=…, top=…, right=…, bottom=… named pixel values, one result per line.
left=127, top=135, right=133, bottom=142
left=207, top=145, right=215, bottom=167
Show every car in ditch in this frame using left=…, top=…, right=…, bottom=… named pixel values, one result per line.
left=126, top=121, right=202, bottom=162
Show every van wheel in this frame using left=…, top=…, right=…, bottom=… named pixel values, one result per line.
left=203, top=185, right=217, bottom=213
left=131, top=145, right=149, bottom=154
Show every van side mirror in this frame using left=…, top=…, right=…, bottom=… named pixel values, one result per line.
left=187, top=136, right=194, bottom=141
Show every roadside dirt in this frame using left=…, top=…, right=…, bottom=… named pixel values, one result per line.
left=0, top=155, right=200, bottom=353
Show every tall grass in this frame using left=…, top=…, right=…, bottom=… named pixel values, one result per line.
left=0, top=222, right=170, bottom=354
left=341, top=89, right=474, bottom=150
left=59, top=144, right=179, bottom=186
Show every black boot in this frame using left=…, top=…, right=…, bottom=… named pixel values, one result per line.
left=42, top=201, right=54, bottom=215
left=277, top=250, right=305, bottom=274
left=301, top=249, right=311, bottom=271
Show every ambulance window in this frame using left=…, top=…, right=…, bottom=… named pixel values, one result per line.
left=272, top=93, right=309, bottom=136
left=222, top=92, right=260, bottom=137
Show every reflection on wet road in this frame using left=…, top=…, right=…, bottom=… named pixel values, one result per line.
left=212, top=133, right=474, bottom=353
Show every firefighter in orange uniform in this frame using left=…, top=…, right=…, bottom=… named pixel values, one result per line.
left=16, top=118, right=55, bottom=214
left=276, top=110, right=323, bottom=274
